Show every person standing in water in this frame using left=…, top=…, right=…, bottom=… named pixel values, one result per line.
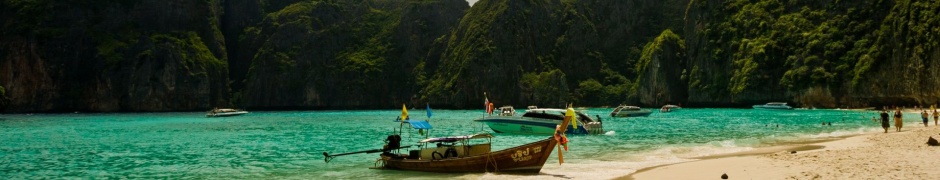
left=922, top=110, right=929, bottom=127
left=894, top=108, right=903, bottom=132
left=880, top=109, right=890, bottom=133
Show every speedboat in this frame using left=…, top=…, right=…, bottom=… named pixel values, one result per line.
left=660, top=104, right=681, bottom=112
left=752, top=102, right=793, bottom=110
left=496, top=106, right=516, bottom=116
left=474, top=108, right=604, bottom=135
left=610, top=105, right=652, bottom=117
left=206, top=108, right=248, bottom=117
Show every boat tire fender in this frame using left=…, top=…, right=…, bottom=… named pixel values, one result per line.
left=432, top=151, right=444, bottom=160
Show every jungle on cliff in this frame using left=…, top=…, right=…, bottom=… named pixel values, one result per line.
left=2, top=0, right=939, bottom=113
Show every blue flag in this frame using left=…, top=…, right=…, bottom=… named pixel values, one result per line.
left=426, top=103, right=433, bottom=119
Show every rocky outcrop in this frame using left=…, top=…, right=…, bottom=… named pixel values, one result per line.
left=239, top=0, right=468, bottom=109
left=635, top=30, right=687, bottom=106
left=4, top=0, right=939, bottom=112
left=844, top=0, right=940, bottom=107
left=424, top=0, right=690, bottom=108
left=682, top=0, right=939, bottom=108
left=0, top=0, right=229, bottom=112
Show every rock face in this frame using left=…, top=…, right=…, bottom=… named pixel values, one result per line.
left=238, top=0, right=468, bottom=109
left=3, top=0, right=940, bottom=112
left=424, top=0, right=689, bottom=108
left=682, top=0, right=940, bottom=108
left=844, top=0, right=940, bottom=107
left=635, top=30, right=687, bottom=106
left=0, top=0, right=229, bottom=112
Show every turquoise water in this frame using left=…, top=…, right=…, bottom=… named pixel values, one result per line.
left=0, top=108, right=896, bottom=179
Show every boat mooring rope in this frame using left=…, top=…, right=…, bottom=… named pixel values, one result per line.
left=485, top=152, right=498, bottom=173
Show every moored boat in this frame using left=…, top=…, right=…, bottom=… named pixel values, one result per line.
left=474, top=108, right=604, bottom=135
left=323, top=105, right=579, bottom=174
left=206, top=108, right=248, bottom=117
left=610, top=105, right=652, bottom=117
left=752, top=102, right=793, bottom=110
left=496, top=106, right=516, bottom=116
left=376, top=133, right=557, bottom=173
left=660, top=104, right=681, bottom=112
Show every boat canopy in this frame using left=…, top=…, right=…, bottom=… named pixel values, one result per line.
left=394, top=119, right=433, bottom=130
left=418, top=133, right=493, bottom=143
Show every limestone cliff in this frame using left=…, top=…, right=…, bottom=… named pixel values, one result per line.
left=239, top=0, right=468, bottom=109
left=0, top=0, right=229, bottom=112
left=424, top=0, right=689, bottom=108
left=4, top=0, right=940, bottom=112
left=682, top=0, right=940, bottom=108
left=634, top=30, right=687, bottom=106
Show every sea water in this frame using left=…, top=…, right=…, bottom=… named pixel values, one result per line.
left=0, top=108, right=898, bottom=179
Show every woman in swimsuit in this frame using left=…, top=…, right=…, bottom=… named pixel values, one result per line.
left=894, top=109, right=903, bottom=132
left=933, top=109, right=938, bottom=126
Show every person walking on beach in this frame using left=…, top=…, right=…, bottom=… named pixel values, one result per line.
left=934, top=109, right=939, bottom=126
left=880, top=110, right=890, bottom=133
left=922, top=110, right=929, bottom=127
left=894, top=108, right=903, bottom=132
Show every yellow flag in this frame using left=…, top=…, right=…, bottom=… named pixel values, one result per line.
left=566, top=107, right=577, bottom=130
left=401, top=104, right=409, bottom=120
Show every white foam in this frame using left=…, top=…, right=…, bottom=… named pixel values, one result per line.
left=604, top=131, right=616, bottom=136
left=798, top=127, right=880, bottom=139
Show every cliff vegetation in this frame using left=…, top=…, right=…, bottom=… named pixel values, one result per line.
left=2, top=0, right=940, bottom=112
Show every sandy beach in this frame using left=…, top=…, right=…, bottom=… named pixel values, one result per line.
left=623, top=124, right=940, bottom=179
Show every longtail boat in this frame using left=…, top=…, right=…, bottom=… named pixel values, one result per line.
left=377, top=133, right=557, bottom=173
left=324, top=104, right=576, bottom=174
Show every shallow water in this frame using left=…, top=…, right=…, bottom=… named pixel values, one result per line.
left=0, top=108, right=898, bottom=179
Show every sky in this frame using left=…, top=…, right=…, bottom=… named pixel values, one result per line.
left=466, top=0, right=478, bottom=6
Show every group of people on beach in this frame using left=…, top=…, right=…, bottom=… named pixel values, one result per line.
left=877, top=106, right=940, bottom=133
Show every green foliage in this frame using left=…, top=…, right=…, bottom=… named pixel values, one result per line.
left=0, top=85, right=5, bottom=97
left=96, top=32, right=139, bottom=67
left=520, top=69, right=570, bottom=106
left=633, top=29, right=684, bottom=96
left=149, top=32, right=226, bottom=74
left=851, top=0, right=940, bottom=88
left=690, top=0, right=896, bottom=99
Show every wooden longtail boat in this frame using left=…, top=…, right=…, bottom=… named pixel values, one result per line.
left=376, top=134, right=557, bottom=173
left=324, top=104, right=575, bottom=174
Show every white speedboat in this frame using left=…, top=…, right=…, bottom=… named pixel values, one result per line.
left=610, top=105, right=652, bottom=117
left=660, top=104, right=681, bottom=112
left=474, top=108, right=604, bottom=135
left=496, top=106, right=516, bottom=116
left=752, top=102, right=793, bottom=110
left=206, top=108, right=249, bottom=117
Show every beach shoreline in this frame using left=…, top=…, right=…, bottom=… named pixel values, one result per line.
left=620, top=125, right=940, bottom=179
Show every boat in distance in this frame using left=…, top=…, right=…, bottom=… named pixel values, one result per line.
left=474, top=108, right=605, bottom=135
left=610, top=105, right=652, bottom=117
left=206, top=108, right=249, bottom=117
left=752, top=102, right=793, bottom=110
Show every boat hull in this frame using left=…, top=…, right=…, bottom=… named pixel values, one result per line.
left=206, top=111, right=248, bottom=117
left=610, top=111, right=652, bottom=117
left=474, top=117, right=591, bottom=135
left=380, top=138, right=557, bottom=174
left=752, top=105, right=793, bottom=110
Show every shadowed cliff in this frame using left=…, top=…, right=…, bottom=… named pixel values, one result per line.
left=3, top=0, right=940, bottom=112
